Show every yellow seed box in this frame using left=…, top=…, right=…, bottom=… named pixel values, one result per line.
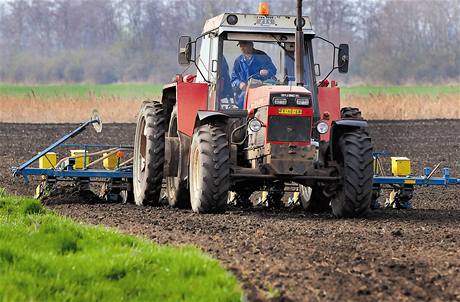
left=38, top=152, right=57, bottom=169
left=103, top=152, right=119, bottom=170
left=391, top=157, right=411, bottom=177
left=71, top=150, right=89, bottom=169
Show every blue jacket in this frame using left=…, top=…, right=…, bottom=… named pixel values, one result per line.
left=231, top=49, right=277, bottom=91
left=220, top=57, right=233, bottom=98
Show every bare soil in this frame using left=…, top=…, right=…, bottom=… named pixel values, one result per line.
left=1, top=120, right=459, bottom=302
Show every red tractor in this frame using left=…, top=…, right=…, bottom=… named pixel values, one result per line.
left=132, top=1, right=373, bottom=218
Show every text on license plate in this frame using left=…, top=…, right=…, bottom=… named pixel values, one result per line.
left=278, top=108, right=303, bottom=115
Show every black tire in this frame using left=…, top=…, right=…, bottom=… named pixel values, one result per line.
left=189, top=123, right=229, bottom=213
left=166, top=105, right=190, bottom=208
left=133, top=101, right=165, bottom=206
left=331, top=129, right=373, bottom=218
left=341, top=107, right=363, bottom=120
left=299, top=185, right=331, bottom=212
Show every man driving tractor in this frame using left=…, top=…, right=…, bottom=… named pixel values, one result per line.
left=231, top=41, right=277, bottom=108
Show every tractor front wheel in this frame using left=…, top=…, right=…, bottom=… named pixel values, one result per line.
left=331, top=129, right=373, bottom=218
left=189, top=123, right=230, bottom=213
left=133, top=101, right=165, bottom=206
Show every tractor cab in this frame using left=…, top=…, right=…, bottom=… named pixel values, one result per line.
left=180, top=13, right=318, bottom=110
left=196, top=14, right=317, bottom=111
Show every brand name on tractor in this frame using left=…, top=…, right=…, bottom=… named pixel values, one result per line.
left=280, top=93, right=301, bottom=98
left=278, top=108, right=303, bottom=115
left=256, top=16, right=275, bottom=26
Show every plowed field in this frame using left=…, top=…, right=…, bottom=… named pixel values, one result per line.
left=1, top=120, right=459, bottom=302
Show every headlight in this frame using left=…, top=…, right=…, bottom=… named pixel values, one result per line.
left=296, top=97, right=311, bottom=106
left=248, top=119, right=262, bottom=132
left=272, top=97, right=287, bottom=106
left=226, top=14, right=238, bottom=25
left=316, top=121, right=329, bottom=134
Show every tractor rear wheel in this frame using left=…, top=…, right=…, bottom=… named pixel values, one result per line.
left=341, top=107, right=363, bottom=120
left=331, top=129, right=373, bottom=218
left=133, top=101, right=165, bottom=206
left=189, top=123, right=229, bottom=213
left=166, top=105, right=190, bottom=208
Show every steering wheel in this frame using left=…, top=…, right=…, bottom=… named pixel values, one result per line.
left=247, top=72, right=277, bottom=84
left=247, top=73, right=262, bottom=81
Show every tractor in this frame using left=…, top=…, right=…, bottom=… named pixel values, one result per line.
left=132, top=1, right=373, bottom=218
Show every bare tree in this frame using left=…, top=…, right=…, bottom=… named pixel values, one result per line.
left=0, top=0, right=458, bottom=84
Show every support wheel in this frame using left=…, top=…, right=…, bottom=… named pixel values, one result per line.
left=120, top=190, right=134, bottom=204
left=189, top=123, right=230, bottom=213
left=266, top=181, right=285, bottom=208
left=299, top=185, right=331, bottom=212
left=166, top=105, right=190, bottom=208
left=133, top=101, right=165, bottom=206
left=331, top=129, right=373, bottom=218
left=233, top=191, right=253, bottom=208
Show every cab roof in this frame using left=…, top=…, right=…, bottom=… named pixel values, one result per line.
left=203, top=13, right=315, bottom=35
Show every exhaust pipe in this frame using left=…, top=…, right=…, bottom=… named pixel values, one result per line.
left=295, top=0, right=305, bottom=86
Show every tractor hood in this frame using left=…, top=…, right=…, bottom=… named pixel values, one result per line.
left=245, top=85, right=312, bottom=110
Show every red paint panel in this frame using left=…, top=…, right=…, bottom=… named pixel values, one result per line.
left=318, top=86, right=341, bottom=141
left=176, top=82, right=209, bottom=137
left=266, top=106, right=313, bottom=146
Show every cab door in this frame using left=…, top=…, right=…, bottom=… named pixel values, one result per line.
left=196, top=33, right=219, bottom=110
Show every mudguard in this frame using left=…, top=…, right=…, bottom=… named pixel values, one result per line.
left=195, top=111, right=230, bottom=127
left=333, top=120, right=368, bottom=128
left=329, top=119, right=369, bottom=160
left=175, top=82, right=208, bottom=137
left=318, top=86, right=341, bottom=142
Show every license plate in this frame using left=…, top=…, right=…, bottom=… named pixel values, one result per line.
left=278, top=108, right=303, bottom=115
left=256, top=16, right=275, bottom=26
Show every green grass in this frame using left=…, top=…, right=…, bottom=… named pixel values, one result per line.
left=0, top=193, right=243, bottom=302
left=0, top=83, right=163, bottom=99
left=1, top=83, right=458, bottom=100
left=341, top=85, right=459, bottom=97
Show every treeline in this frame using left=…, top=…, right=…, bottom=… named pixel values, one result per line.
left=0, top=0, right=458, bottom=84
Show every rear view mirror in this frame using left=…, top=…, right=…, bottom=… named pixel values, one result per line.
left=178, top=36, right=192, bottom=66
left=338, top=44, right=349, bottom=73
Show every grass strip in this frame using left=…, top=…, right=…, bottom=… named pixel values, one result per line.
left=0, top=83, right=163, bottom=99
left=341, top=85, right=459, bottom=97
left=0, top=192, right=243, bottom=302
left=1, top=84, right=459, bottom=100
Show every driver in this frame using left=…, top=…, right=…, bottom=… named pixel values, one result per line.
left=231, top=41, right=277, bottom=108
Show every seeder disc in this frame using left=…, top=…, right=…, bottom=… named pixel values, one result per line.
left=91, top=109, right=103, bottom=133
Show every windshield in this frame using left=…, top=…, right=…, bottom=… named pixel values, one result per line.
left=217, top=35, right=315, bottom=109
